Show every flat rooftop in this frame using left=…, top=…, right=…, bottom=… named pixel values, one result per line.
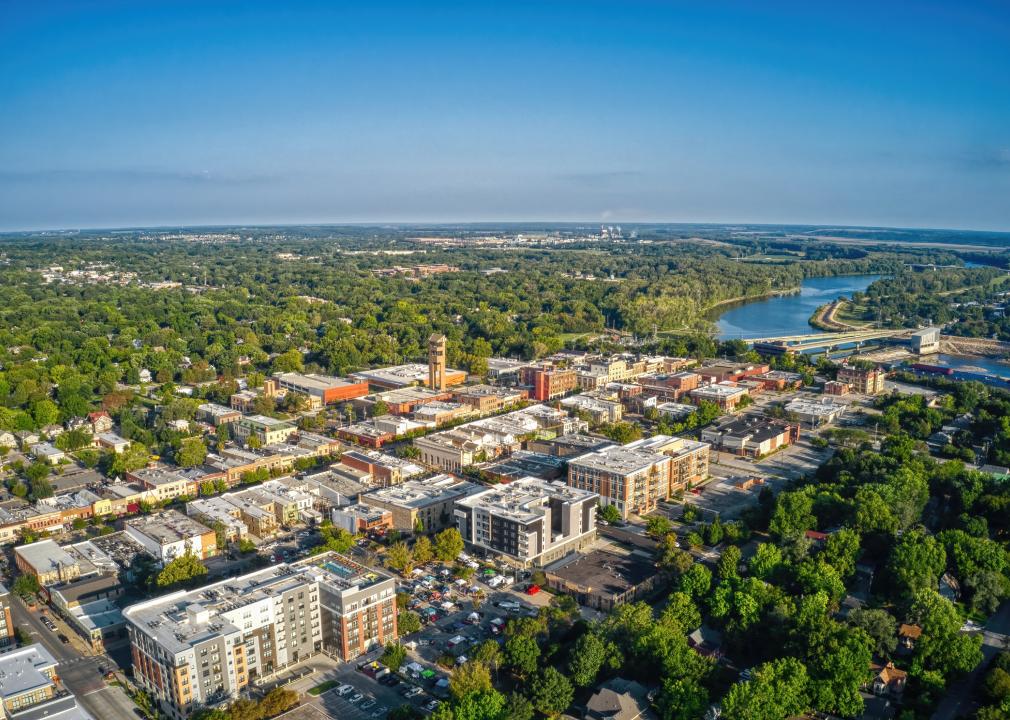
left=15, top=539, right=78, bottom=576
left=125, top=509, right=212, bottom=545
left=276, top=372, right=362, bottom=391
left=456, top=477, right=596, bottom=524
left=545, top=547, right=656, bottom=595
left=690, top=383, right=747, bottom=398
left=568, top=444, right=669, bottom=476
left=364, top=475, right=481, bottom=509
left=483, top=451, right=566, bottom=481
left=293, top=551, right=393, bottom=594
left=0, top=643, right=58, bottom=699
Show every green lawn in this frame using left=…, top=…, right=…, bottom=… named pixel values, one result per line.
left=308, top=680, right=339, bottom=696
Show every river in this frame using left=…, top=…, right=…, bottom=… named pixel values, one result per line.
left=716, top=275, right=881, bottom=340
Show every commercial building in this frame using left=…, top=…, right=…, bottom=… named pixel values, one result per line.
left=352, top=363, right=466, bottom=391
left=339, top=450, right=425, bottom=487
left=454, top=477, right=598, bottom=567
left=485, top=358, right=531, bottom=383
left=275, top=372, right=369, bottom=405
left=696, top=362, right=770, bottom=384
left=701, top=415, right=799, bottom=458
left=15, top=540, right=83, bottom=585
left=750, top=371, right=804, bottom=391
left=355, top=387, right=452, bottom=416
left=451, top=385, right=526, bottom=414
left=560, top=394, right=623, bottom=424
left=784, top=398, right=846, bottom=426
left=0, top=584, right=14, bottom=649
left=522, top=364, right=577, bottom=402
left=125, top=564, right=323, bottom=719
left=689, top=382, right=750, bottom=411
left=482, top=451, right=567, bottom=483
left=567, top=444, right=672, bottom=519
left=624, top=435, right=710, bottom=495
left=128, top=465, right=198, bottom=503
left=196, top=403, right=241, bottom=427
left=234, top=415, right=298, bottom=446
left=338, top=416, right=427, bottom=449
left=655, top=402, right=697, bottom=421
left=411, top=401, right=474, bottom=426
left=186, top=497, right=249, bottom=542
left=363, top=475, right=482, bottom=532
left=124, top=510, right=217, bottom=565
left=413, top=404, right=579, bottom=473
left=330, top=503, right=393, bottom=534
left=837, top=363, right=887, bottom=395
left=526, top=434, right=617, bottom=459
left=545, top=547, right=660, bottom=612
left=0, top=644, right=93, bottom=720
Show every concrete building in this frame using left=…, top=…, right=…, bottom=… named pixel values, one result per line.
left=485, top=358, right=531, bottom=383
left=0, top=584, right=12, bottom=649
left=186, top=497, right=249, bottom=541
left=696, top=362, right=770, bottom=384
left=124, top=564, right=323, bottom=719
left=363, top=475, right=482, bottom=532
left=454, top=477, right=598, bottom=568
left=561, top=394, right=623, bottom=424
left=355, top=387, right=452, bottom=416
left=338, top=450, right=424, bottom=487
left=837, top=363, right=886, bottom=395
left=526, top=434, right=617, bottom=459
left=701, top=415, right=799, bottom=458
left=567, top=444, right=672, bottom=520
left=124, top=510, right=217, bottom=565
left=910, top=327, right=941, bottom=355
left=784, top=398, right=846, bottom=426
left=655, top=402, right=697, bottom=421
left=428, top=334, right=448, bottom=391
left=689, top=382, right=750, bottom=411
left=275, top=373, right=369, bottom=405
left=234, top=415, right=298, bottom=446
left=15, top=540, right=84, bottom=586
left=624, top=435, right=710, bottom=495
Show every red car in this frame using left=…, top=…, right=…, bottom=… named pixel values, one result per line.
left=525, top=584, right=540, bottom=595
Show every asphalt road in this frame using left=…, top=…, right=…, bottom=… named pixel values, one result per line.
left=11, top=599, right=137, bottom=720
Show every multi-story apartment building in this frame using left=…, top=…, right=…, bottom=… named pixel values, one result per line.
left=196, top=403, right=241, bottom=427
left=124, top=565, right=323, bottom=719
left=837, top=363, right=887, bottom=395
left=0, top=644, right=86, bottom=720
left=522, top=365, right=577, bottom=402
left=295, top=553, right=398, bottom=661
left=624, top=435, right=710, bottom=495
left=363, top=475, right=482, bottom=532
left=454, top=477, right=598, bottom=568
left=567, top=444, right=672, bottom=520
left=124, top=510, right=217, bottom=565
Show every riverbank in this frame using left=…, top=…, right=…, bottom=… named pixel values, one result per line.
left=703, top=286, right=800, bottom=313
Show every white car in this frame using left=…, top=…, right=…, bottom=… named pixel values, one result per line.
left=335, top=685, right=354, bottom=696
left=349, top=693, right=364, bottom=703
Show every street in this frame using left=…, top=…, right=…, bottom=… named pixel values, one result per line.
left=10, top=598, right=137, bottom=720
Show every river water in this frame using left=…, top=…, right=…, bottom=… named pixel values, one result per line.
left=716, top=275, right=881, bottom=340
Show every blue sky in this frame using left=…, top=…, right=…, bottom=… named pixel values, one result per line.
left=1, top=0, right=1008, bottom=231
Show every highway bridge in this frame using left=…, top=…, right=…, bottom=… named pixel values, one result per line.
left=746, top=328, right=913, bottom=355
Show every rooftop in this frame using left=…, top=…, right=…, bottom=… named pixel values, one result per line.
left=546, top=547, right=656, bottom=595
left=568, top=444, right=669, bottom=476
left=690, top=383, right=748, bottom=398
left=276, top=372, right=362, bottom=391
left=364, top=474, right=481, bottom=509
left=125, top=509, right=212, bottom=545
left=0, top=644, right=59, bottom=700
left=15, top=539, right=78, bottom=576
left=455, top=477, right=597, bottom=524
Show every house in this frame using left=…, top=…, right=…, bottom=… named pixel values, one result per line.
left=138, top=369, right=152, bottom=383
left=16, top=431, right=40, bottom=450
left=30, top=442, right=65, bottom=465
left=96, top=433, right=131, bottom=454
left=870, top=662, right=907, bottom=697
left=0, top=432, right=15, bottom=449
left=88, top=411, right=114, bottom=434
left=687, top=625, right=723, bottom=658
left=898, top=623, right=922, bottom=650
left=583, top=678, right=655, bottom=720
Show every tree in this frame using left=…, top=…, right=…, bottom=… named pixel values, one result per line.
left=657, top=538, right=694, bottom=576
left=660, top=592, right=701, bottom=632
left=177, top=437, right=208, bottom=467
left=721, top=658, right=810, bottom=720
left=504, top=633, right=540, bottom=676
left=156, top=552, right=208, bottom=588
left=504, top=693, right=535, bottom=720
left=848, top=608, right=898, bottom=658
left=388, top=705, right=424, bottom=720
left=679, top=563, right=712, bottom=601
left=889, top=530, right=946, bottom=599
left=598, top=503, right=622, bottom=524
left=822, top=528, right=861, bottom=579
left=656, top=678, right=709, bottom=720
left=373, top=399, right=390, bottom=417
left=398, top=611, right=422, bottom=635
left=909, top=589, right=983, bottom=678
left=434, top=528, right=464, bottom=561
left=717, top=545, right=742, bottom=582
left=749, top=543, right=783, bottom=581
left=645, top=515, right=672, bottom=539
left=12, top=574, right=39, bottom=600
left=769, top=490, right=815, bottom=540
left=568, top=633, right=608, bottom=687
left=529, top=667, right=573, bottom=718
left=472, top=640, right=502, bottom=673
left=386, top=541, right=414, bottom=573
left=382, top=642, right=407, bottom=671
left=413, top=535, right=433, bottom=565
left=449, top=661, right=492, bottom=700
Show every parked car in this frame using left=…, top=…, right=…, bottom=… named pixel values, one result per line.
left=373, top=707, right=388, bottom=718
left=361, top=699, right=377, bottom=710
left=58, top=633, right=70, bottom=644
left=349, top=693, right=364, bottom=703
left=335, top=684, right=354, bottom=696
